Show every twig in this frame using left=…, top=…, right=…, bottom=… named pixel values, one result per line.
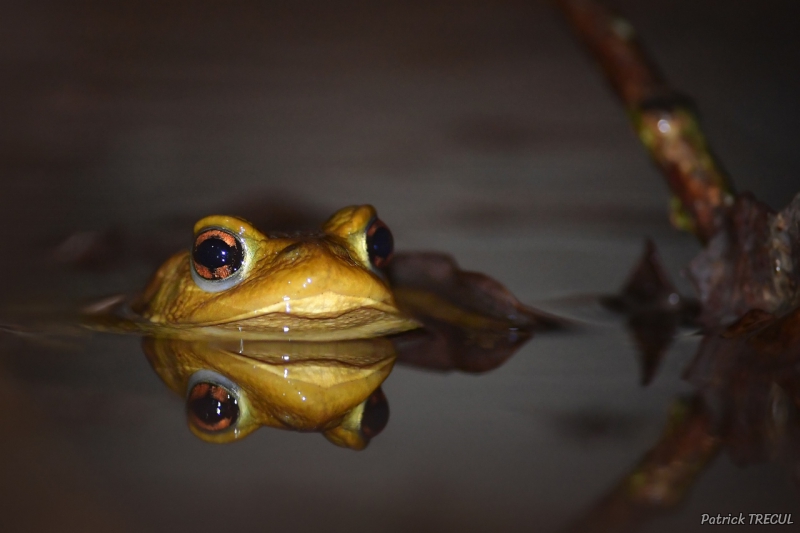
left=556, top=0, right=735, bottom=243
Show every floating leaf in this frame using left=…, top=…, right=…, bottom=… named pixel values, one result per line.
left=385, top=252, right=562, bottom=373
left=602, top=240, right=699, bottom=385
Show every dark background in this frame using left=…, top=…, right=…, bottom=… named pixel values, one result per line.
left=1, top=1, right=798, bottom=531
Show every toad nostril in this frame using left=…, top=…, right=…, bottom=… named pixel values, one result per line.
left=278, top=242, right=303, bottom=256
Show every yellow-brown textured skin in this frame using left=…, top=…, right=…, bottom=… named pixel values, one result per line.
left=143, top=337, right=395, bottom=447
left=134, top=205, right=419, bottom=340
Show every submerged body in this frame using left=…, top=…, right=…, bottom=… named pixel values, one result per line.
left=133, top=205, right=419, bottom=340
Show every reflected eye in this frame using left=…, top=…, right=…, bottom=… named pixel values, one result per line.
left=192, top=228, right=244, bottom=281
left=360, top=387, right=389, bottom=439
left=187, top=382, right=240, bottom=432
left=366, top=219, right=393, bottom=268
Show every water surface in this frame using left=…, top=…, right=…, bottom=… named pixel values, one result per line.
left=2, top=1, right=799, bottom=531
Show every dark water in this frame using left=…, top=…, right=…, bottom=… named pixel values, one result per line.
left=2, top=1, right=799, bottom=531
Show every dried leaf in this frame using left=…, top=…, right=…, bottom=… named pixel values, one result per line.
left=689, top=193, right=800, bottom=326
left=386, top=252, right=562, bottom=372
left=602, top=240, right=699, bottom=384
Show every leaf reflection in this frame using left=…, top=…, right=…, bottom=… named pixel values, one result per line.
left=387, top=252, right=562, bottom=373
left=602, top=239, right=699, bottom=385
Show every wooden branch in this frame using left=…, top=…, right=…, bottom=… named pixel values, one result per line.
left=556, top=0, right=735, bottom=243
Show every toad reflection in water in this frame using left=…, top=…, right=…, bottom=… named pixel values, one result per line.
left=143, top=337, right=396, bottom=450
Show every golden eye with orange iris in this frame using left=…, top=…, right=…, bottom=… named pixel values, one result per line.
left=192, top=228, right=244, bottom=281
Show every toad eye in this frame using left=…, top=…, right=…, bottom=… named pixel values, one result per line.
left=360, top=387, right=389, bottom=440
left=187, top=381, right=240, bottom=433
left=191, top=228, right=245, bottom=292
left=366, top=219, right=393, bottom=268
